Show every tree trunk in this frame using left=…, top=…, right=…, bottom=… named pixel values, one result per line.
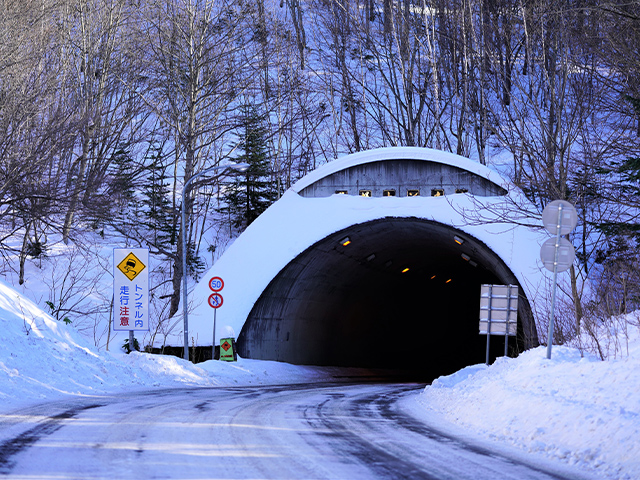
left=18, top=221, right=32, bottom=285
left=288, top=0, right=306, bottom=69
left=570, top=264, right=583, bottom=335
left=61, top=146, right=89, bottom=244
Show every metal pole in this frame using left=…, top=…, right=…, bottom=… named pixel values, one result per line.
left=546, top=204, right=564, bottom=360
left=212, top=308, right=217, bottom=360
left=181, top=163, right=248, bottom=362
left=485, top=285, right=493, bottom=365
left=181, top=184, right=189, bottom=360
left=504, top=285, right=512, bottom=357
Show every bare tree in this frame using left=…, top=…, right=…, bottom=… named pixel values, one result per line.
left=137, top=0, right=257, bottom=320
left=0, top=0, right=80, bottom=278
left=58, top=0, right=149, bottom=244
left=475, top=0, right=640, bottom=335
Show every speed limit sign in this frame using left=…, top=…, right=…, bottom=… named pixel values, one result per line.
left=209, top=276, right=224, bottom=292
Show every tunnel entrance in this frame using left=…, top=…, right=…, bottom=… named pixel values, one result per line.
left=237, top=217, right=537, bottom=381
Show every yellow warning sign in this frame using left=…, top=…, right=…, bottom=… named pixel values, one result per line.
left=117, top=252, right=146, bottom=281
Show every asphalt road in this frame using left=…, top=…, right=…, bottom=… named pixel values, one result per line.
left=0, top=382, right=594, bottom=479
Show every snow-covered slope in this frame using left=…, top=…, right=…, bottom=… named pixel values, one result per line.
left=0, top=279, right=345, bottom=412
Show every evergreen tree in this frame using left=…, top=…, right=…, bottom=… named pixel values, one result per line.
left=590, top=95, right=640, bottom=314
left=595, top=96, right=640, bottom=244
left=100, top=145, right=140, bottom=235
left=221, top=104, right=278, bottom=231
left=142, top=147, right=176, bottom=249
left=142, top=147, right=204, bottom=280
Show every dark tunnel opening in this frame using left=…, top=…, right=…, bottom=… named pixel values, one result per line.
left=237, top=218, right=537, bottom=382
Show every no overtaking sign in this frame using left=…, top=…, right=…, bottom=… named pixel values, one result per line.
left=208, top=276, right=224, bottom=309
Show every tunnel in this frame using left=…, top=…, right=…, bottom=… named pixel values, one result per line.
left=188, top=147, right=544, bottom=381
left=237, top=217, right=536, bottom=380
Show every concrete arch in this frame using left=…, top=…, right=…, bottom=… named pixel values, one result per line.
left=185, top=147, right=546, bottom=376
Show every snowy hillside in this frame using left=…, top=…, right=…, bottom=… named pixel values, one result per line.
left=1, top=279, right=639, bottom=479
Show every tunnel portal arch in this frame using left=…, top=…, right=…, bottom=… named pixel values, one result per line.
left=238, top=217, right=537, bottom=378
left=187, top=147, right=545, bottom=377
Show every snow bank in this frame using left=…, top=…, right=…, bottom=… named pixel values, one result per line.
left=0, top=279, right=343, bottom=413
left=418, top=317, right=640, bottom=480
left=0, top=278, right=217, bottom=409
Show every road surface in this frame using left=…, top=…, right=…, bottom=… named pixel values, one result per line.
left=0, top=382, right=593, bottom=479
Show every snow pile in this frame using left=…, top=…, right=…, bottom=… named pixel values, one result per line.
left=419, top=315, right=640, bottom=480
left=0, top=279, right=341, bottom=413
left=0, top=278, right=221, bottom=410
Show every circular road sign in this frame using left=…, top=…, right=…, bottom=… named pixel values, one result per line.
left=208, top=292, right=224, bottom=309
left=542, top=200, right=578, bottom=236
left=209, top=276, right=224, bottom=292
left=540, top=237, right=576, bottom=272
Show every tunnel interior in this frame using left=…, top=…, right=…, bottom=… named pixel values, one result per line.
left=237, top=218, right=536, bottom=381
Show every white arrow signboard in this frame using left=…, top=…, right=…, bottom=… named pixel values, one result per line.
left=113, top=248, right=150, bottom=332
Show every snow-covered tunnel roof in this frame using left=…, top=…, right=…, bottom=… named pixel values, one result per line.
left=290, top=146, right=510, bottom=194
left=174, top=147, right=547, bottom=357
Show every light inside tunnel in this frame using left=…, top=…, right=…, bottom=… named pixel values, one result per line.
left=237, top=218, right=536, bottom=381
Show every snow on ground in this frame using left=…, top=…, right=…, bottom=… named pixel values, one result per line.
left=0, top=278, right=348, bottom=412
left=416, top=316, right=640, bottom=480
left=1, top=278, right=639, bottom=479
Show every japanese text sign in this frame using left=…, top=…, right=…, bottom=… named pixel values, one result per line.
left=113, top=248, right=149, bottom=331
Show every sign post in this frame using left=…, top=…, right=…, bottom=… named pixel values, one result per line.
left=540, top=200, right=578, bottom=359
left=479, top=284, right=518, bottom=364
left=208, top=277, right=224, bottom=360
left=113, top=249, right=150, bottom=350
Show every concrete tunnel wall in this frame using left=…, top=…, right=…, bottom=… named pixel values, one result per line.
left=238, top=218, right=537, bottom=377
left=186, top=147, right=547, bottom=376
